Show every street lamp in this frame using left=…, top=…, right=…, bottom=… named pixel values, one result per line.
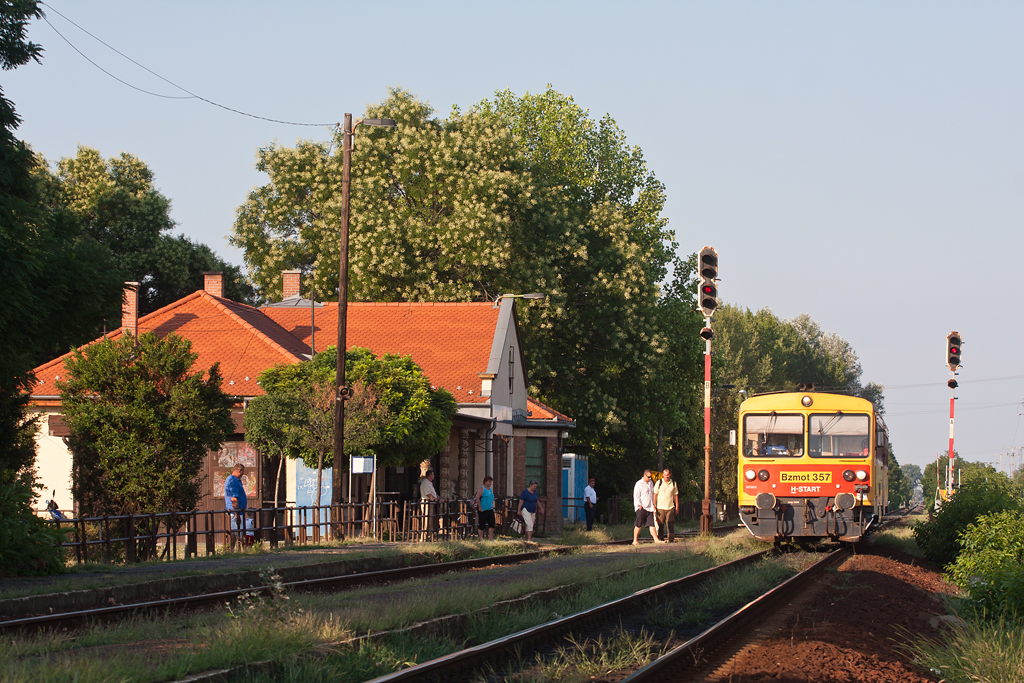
left=493, top=292, right=546, bottom=308
left=333, top=114, right=397, bottom=534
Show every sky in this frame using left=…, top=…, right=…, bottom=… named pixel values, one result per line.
left=7, top=1, right=1023, bottom=474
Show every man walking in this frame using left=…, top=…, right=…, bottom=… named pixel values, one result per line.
left=224, top=463, right=247, bottom=550
left=633, top=469, right=663, bottom=546
left=654, top=468, right=680, bottom=542
left=583, top=477, right=597, bottom=531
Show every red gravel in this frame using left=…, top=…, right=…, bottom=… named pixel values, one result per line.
left=706, top=543, right=954, bottom=683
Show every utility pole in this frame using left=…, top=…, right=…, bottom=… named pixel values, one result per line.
left=331, top=114, right=396, bottom=538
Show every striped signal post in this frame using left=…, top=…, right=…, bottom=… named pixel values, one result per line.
left=698, top=247, right=719, bottom=535
left=945, top=331, right=962, bottom=497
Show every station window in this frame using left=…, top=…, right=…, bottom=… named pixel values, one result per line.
left=525, top=438, right=546, bottom=491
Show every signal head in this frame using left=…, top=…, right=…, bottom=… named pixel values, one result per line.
left=946, top=331, right=962, bottom=372
left=699, top=246, right=718, bottom=278
left=699, top=326, right=714, bottom=341
left=697, top=246, right=719, bottom=317
left=947, top=379, right=958, bottom=389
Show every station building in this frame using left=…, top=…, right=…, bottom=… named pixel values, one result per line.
left=29, top=271, right=574, bottom=535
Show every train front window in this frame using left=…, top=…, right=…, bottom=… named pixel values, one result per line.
left=743, top=414, right=804, bottom=457
left=809, top=413, right=870, bottom=458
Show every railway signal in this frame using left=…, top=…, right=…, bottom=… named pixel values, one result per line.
left=946, top=332, right=962, bottom=372
left=697, top=246, right=720, bottom=536
left=698, top=247, right=719, bottom=317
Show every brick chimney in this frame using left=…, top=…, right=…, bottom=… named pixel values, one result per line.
left=203, top=272, right=224, bottom=298
left=122, top=282, right=139, bottom=338
left=282, top=270, right=302, bottom=299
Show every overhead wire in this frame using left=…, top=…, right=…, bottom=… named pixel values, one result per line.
left=39, top=2, right=336, bottom=128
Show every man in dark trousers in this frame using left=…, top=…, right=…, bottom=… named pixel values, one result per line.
left=583, top=477, right=597, bottom=531
left=224, top=463, right=247, bottom=550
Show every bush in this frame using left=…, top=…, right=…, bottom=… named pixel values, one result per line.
left=946, top=509, right=1024, bottom=618
left=913, top=478, right=1020, bottom=568
left=0, top=473, right=66, bottom=577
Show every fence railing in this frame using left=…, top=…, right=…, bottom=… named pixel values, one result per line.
left=40, top=497, right=546, bottom=566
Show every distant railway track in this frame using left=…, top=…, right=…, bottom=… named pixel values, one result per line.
left=0, top=526, right=739, bottom=634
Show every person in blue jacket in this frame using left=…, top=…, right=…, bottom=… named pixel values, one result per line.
left=224, top=463, right=247, bottom=550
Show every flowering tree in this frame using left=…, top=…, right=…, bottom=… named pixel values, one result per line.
left=231, top=87, right=701, bottom=491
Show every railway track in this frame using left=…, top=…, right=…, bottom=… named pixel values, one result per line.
left=0, top=526, right=739, bottom=634
left=360, top=546, right=785, bottom=683
left=623, top=546, right=850, bottom=682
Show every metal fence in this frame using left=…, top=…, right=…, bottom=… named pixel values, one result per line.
left=41, top=497, right=546, bottom=566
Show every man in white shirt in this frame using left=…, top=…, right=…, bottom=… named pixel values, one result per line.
left=633, top=469, right=663, bottom=546
left=419, top=470, right=439, bottom=501
left=583, top=477, right=597, bottom=531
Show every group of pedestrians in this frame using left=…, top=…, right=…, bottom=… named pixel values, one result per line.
left=632, top=467, right=680, bottom=546
left=220, top=459, right=681, bottom=549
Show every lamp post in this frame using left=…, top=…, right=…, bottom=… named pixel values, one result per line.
left=492, top=292, right=546, bottom=308
left=332, top=114, right=396, bottom=536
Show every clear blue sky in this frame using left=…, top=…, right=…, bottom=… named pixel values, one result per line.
left=8, top=1, right=1023, bottom=474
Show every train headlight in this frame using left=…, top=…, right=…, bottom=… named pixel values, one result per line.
left=744, top=469, right=757, bottom=481
left=856, top=470, right=868, bottom=481
left=843, top=470, right=856, bottom=482
left=757, top=469, right=770, bottom=482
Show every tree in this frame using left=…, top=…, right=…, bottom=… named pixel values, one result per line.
left=901, top=463, right=922, bottom=488
left=922, top=453, right=1000, bottom=503
left=243, top=390, right=303, bottom=509
left=58, top=332, right=235, bottom=519
left=889, top=451, right=913, bottom=508
left=0, top=0, right=70, bottom=577
left=231, top=87, right=692, bottom=494
left=36, top=147, right=254, bottom=317
left=258, top=346, right=456, bottom=470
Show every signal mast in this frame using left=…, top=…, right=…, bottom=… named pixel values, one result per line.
left=698, top=247, right=718, bottom=535
left=944, top=331, right=962, bottom=502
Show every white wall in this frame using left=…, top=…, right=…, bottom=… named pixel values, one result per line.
left=32, top=407, right=73, bottom=512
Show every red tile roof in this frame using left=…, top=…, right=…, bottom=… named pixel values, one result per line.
left=29, top=292, right=309, bottom=398
left=262, top=302, right=500, bottom=404
left=527, top=397, right=574, bottom=423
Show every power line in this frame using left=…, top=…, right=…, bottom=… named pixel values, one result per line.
left=39, top=2, right=336, bottom=128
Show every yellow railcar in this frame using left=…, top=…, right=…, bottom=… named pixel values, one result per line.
left=737, top=392, right=889, bottom=542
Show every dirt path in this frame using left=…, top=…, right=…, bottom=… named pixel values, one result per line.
left=702, top=543, right=953, bottom=683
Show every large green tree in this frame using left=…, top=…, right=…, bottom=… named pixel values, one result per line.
left=232, top=87, right=697, bottom=493
left=0, top=0, right=69, bottom=576
left=58, top=332, right=235, bottom=518
left=35, top=146, right=254, bottom=321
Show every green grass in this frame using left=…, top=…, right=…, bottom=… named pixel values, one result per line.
left=0, top=538, right=532, bottom=601
left=899, top=609, right=1024, bottom=683
left=871, top=517, right=926, bottom=558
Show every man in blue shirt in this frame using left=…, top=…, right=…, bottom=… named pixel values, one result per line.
left=224, top=463, right=247, bottom=550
